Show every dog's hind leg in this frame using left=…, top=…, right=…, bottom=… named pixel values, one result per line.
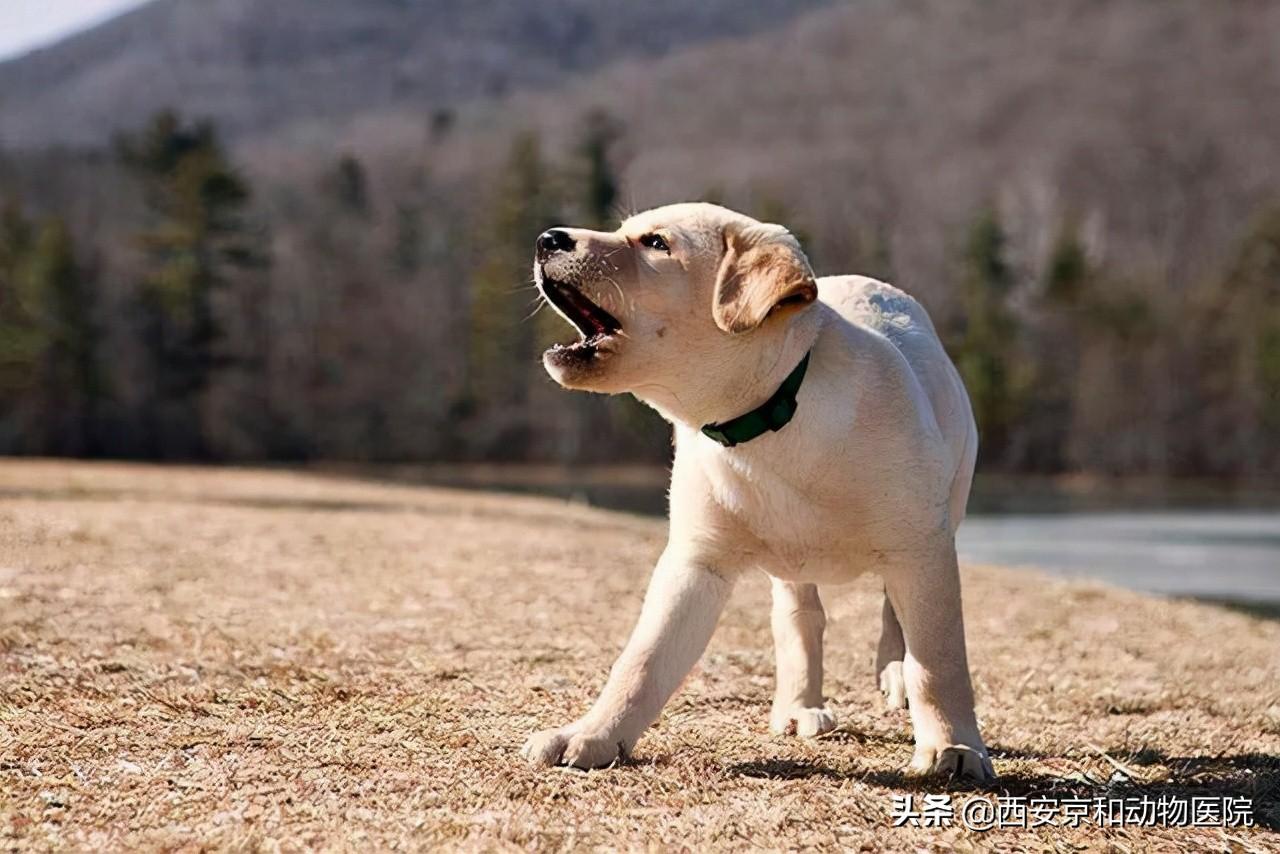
left=884, top=546, right=994, bottom=781
left=769, top=579, right=836, bottom=737
left=876, top=590, right=908, bottom=711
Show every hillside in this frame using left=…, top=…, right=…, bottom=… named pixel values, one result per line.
left=0, top=0, right=830, bottom=148
left=7, top=0, right=1279, bottom=288
left=1, top=1, right=1278, bottom=475
left=393, top=0, right=1280, bottom=294
left=2, top=461, right=1277, bottom=848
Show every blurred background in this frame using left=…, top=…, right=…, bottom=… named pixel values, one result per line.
left=1, top=0, right=1277, bottom=603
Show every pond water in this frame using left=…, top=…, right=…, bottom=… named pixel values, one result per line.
left=957, top=512, right=1280, bottom=605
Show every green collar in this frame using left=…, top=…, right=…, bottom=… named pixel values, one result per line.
left=700, top=351, right=811, bottom=448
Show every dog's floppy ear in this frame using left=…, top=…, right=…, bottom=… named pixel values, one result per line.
left=712, top=222, right=818, bottom=334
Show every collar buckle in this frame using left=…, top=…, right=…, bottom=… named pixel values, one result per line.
left=700, top=426, right=736, bottom=447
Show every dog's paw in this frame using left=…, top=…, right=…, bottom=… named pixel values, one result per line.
left=878, top=660, right=907, bottom=711
left=521, top=724, right=631, bottom=769
left=770, top=704, right=837, bottom=737
left=904, top=742, right=995, bottom=782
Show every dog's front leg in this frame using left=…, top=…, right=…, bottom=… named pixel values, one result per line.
left=769, top=579, right=836, bottom=737
left=884, top=546, right=995, bottom=781
left=522, top=545, right=736, bottom=769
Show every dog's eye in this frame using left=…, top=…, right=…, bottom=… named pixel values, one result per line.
left=638, top=232, right=670, bottom=253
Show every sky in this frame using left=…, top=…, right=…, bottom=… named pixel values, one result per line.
left=0, top=0, right=153, bottom=61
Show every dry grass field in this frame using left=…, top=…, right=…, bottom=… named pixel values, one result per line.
left=2, top=460, right=1277, bottom=852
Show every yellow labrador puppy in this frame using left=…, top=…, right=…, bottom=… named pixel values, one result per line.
left=521, top=203, right=993, bottom=780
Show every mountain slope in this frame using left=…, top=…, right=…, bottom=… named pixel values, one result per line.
left=0, top=0, right=831, bottom=148
left=394, top=0, right=1280, bottom=294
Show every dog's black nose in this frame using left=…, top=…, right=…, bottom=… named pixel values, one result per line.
left=536, top=228, right=575, bottom=258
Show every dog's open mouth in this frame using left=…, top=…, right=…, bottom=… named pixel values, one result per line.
left=538, top=274, right=621, bottom=358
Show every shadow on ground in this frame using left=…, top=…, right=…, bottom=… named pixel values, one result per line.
left=1192, top=596, right=1280, bottom=622
left=728, top=745, right=1280, bottom=830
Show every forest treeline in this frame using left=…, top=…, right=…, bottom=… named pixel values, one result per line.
left=1, top=111, right=1278, bottom=477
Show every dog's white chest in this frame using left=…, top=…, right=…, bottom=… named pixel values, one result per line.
left=698, top=448, right=881, bottom=583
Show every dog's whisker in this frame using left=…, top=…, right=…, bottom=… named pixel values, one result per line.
left=602, top=274, right=626, bottom=306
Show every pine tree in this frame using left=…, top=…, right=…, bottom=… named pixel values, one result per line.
left=327, top=154, right=371, bottom=218
left=1044, top=221, right=1089, bottom=307
left=0, top=203, right=41, bottom=447
left=467, top=132, right=563, bottom=455
left=1025, top=218, right=1091, bottom=471
left=1211, top=204, right=1280, bottom=474
left=392, top=202, right=424, bottom=276
left=952, top=207, right=1025, bottom=467
left=30, top=219, right=103, bottom=454
left=577, top=109, right=622, bottom=228
left=564, top=110, right=667, bottom=462
left=117, top=110, right=261, bottom=457
left=0, top=205, right=102, bottom=454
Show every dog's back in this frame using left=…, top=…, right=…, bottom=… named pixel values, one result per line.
left=818, top=275, right=978, bottom=531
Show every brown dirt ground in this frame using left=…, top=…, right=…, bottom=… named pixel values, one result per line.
left=1, top=460, right=1277, bottom=852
